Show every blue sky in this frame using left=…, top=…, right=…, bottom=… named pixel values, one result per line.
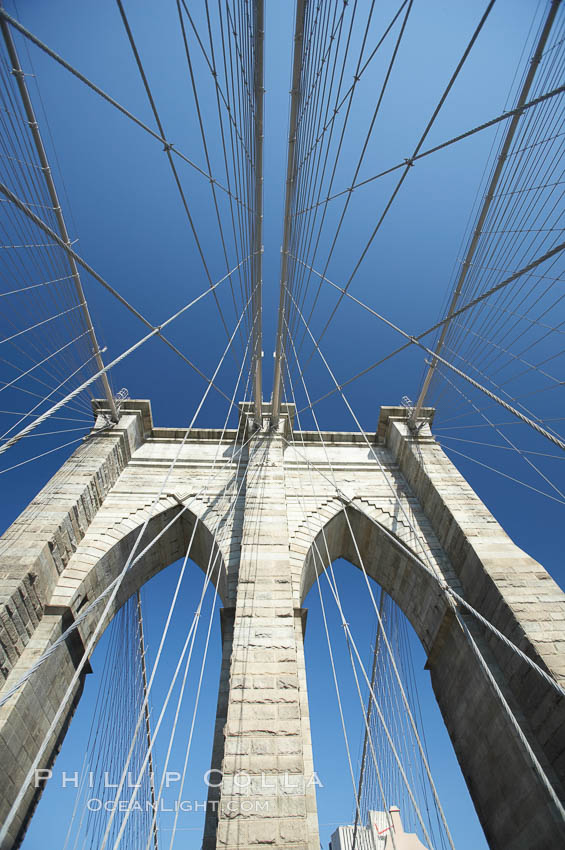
left=1, top=1, right=563, bottom=848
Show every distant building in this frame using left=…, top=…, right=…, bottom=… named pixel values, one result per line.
left=329, top=807, right=428, bottom=850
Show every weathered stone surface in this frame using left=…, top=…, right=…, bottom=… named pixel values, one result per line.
left=0, top=401, right=564, bottom=849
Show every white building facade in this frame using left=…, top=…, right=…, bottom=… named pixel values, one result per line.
left=329, top=808, right=428, bottom=850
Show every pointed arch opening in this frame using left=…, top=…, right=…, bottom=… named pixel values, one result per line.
left=65, top=502, right=230, bottom=651
left=3, top=501, right=230, bottom=849
left=298, top=505, right=565, bottom=850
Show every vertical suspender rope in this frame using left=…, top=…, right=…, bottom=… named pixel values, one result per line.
left=352, top=589, right=386, bottom=850
left=135, top=590, right=159, bottom=850
left=0, top=18, right=119, bottom=422
left=410, top=0, right=561, bottom=425
left=252, top=0, right=264, bottom=424
left=271, top=0, right=307, bottom=426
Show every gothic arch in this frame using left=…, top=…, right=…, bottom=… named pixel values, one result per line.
left=0, top=499, right=228, bottom=848
left=297, top=504, right=565, bottom=850
left=297, top=502, right=453, bottom=655
left=51, top=497, right=230, bottom=650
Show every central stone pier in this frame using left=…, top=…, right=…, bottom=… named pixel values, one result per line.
left=203, top=405, right=320, bottom=850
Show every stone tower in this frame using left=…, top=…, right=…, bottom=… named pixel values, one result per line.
left=0, top=400, right=564, bottom=850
